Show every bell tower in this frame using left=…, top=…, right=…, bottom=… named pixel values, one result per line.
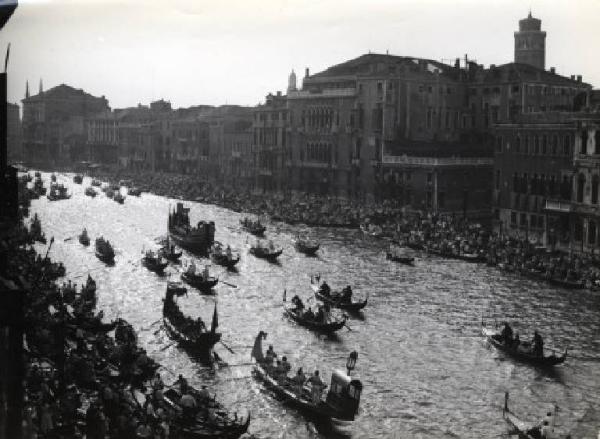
left=514, top=11, right=546, bottom=70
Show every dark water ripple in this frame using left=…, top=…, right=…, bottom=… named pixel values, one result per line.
left=27, top=172, right=600, bottom=438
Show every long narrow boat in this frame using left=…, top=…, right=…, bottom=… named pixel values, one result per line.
left=310, top=282, right=368, bottom=312
left=249, top=243, right=282, bottom=261
left=210, top=244, right=240, bottom=269
left=95, top=237, right=115, bottom=264
left=240, top=217, right=266, bottom=236
left=251, top=332, right=362, bottom=422
left=141, top=251, right=168, bottom=273
left=503, top=393, right=568, bottom=439
left=385, top=251, right=415, bottom=265
left=293, top=237, right=320, bottom=256
left=162, top=382, right=250, bottom=439
left=162, top=286, right=221, bottom=357
left=283, top=307, right=346, bottom=333
left=519, top=268, right=585, bottom=290
left=181, top=271, right=219, bottom=293
left=482, top=324, right=566, bottom=367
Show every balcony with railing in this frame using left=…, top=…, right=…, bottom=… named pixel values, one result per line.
left=544, top=199, right=572, bottom=213
left=381, top=155, right=493, bottom=167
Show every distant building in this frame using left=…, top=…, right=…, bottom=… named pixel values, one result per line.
left=86, top=111, right=119, bottom=164
left=514, top=11, right=546, bottom=70
left=6, top=103, right=21, bottom=163
left=22, top=83, right=109, bottom=165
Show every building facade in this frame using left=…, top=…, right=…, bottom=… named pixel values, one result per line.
left=22, top=83, right=110, bottom=165
left=6, top=103, right=21, bottom=163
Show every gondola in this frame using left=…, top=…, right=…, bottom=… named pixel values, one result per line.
left=283, top=306, right=346, bottom=333
left=209, top=242, right=240, bottom=268
left=360, top=223, right=383, bottom=238
left=47, top=184, right=71, bottom=201
left=251, top=332, right=362, bottom=421
left=141, top=250, right=168, bottom=273
left=181, top=270, right=219, bottom=293
left=519, top=268, right=585, bottom=290
left=84, top=187, right=97, bottom=197
left=113, top=192, right=125, bottom=204
left=482, top=324, right=566, bottom=367
left=169, top=202, right=215, bottom=254
left=50, top=173, right=57, bottom=182
left=79, top=229, right=90, bottom=246
left=249, top=243, right=282, bottom=261
left=162, top=287, right=221, bottom=356
left=293, top=237, right=320, bottom=256
left=73, top=174, right=83, bottom=184
left=162, top=382, right=250, bottom=439
left=502, top=393, right=568, bottom=439
left=160, top=242, right=183, bottom=263
left=385, top=252, right=415, bottom=265
left=91, top=179, right=102, bottom=187
left=128, top=187, right=142, bottom=196
left=240, top=217, right=266, bottom=236
left=95, top=237, right=115, bottom=264
left=310, top=280, right=368, bottom=312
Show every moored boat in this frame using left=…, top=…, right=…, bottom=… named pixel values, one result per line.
left=385, top=245, right=415, bottom=265
left=209, top=242, right=240, bottom=268
left=73, top=174, right=83, bottom=184
left=95, top=236, right=115, bottom=264
left=310, top=278, right=368, bottom=312
left=240, top=217, right=266, bottom=236
left=293, top=236, right=320, bottom=256
left=160, top=239, right=183, bottom=263
left=50, top=173, right=57, bottom=182
left=168, top=202, right=215, bottom=254
left=162, top=286, right=221, bottom=357
left=79, top=228, right=90, bottom=246
left=91, top=178, right=102, bottom=187
left=482, top=323, right=566, bottom=367
left=251, top=331, right=362, bottom=421
left=360, top=223, right=383, bottom=238
left=141, top=249, right=168, bottom=273
left=181, top=262, right=219, bottom=293
left=47, top=183, right=71, bottom=201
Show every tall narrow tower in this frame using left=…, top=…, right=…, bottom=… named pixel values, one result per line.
left=514, top=11, right=546, bottom=70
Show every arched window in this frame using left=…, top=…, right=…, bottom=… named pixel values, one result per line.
left=595, top=130, right=600, bottom=155
left=513, top=173, right=519, bottom=192
left=577, top=173, right=586, bottom=203
left=574, top=218, right=584, bottom=241
left=534, top=135, right=540, bottom=154
left=552, top=135, right=558, bottom=155
left=542, top=135, right=547, bottom=154
left=581, top=130, right=588, bottom=154
left=592, top=175, right=599, bottom=204
left=589, top=221, right=597, bottom=246
left=515, top=136, right=521, bottom=153
left=563, top=135, right=571, bottom=156
left=524, top=135, right=530, bottom=154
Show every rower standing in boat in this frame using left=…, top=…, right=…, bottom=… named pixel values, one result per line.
left=341, top=285, right=353, bottom=303
left=307, top=370, right=325, bottom=404
left=532, top=330, right=544, bottom=357
left=319, top=281, right=331, bottom=297
left=499, top=322, right=513, bottom=346
left=293, top=368, right=306, bottom=395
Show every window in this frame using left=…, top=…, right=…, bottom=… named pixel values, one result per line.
left=520, top=213, right=527, bottom=227
left=542, top=135, right=547, bottom=154
left=515, top=136, right=521, bottom=153
left=510, top=211, right=517, bottom=226
left=495, top=170, right=500, bottom=190
left=592, top=175, right=599, bottom=204
left=595, top=130, right=600, bottom=155
left=589, top=221, right=597, bottom=245
left=563, top=135, right=571, bottom=156
left=426, top=191, right=432, bottom=208
left=577, top=174, right=585, bottom=203
left=439, top=192, right=445, bottom=208
left=427, top=172, right=433, bottom=184
left=524, top=135, right=529, bottom=154
left=534, top=135, right=540, bottom=154
left=552, top=135, right=558, bottom=155
left=581, top=130, right=588, bottom=155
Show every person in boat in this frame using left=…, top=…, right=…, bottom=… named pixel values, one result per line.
left=198, top=385, right=210, bottom=403
left=203, top=265, right=210, bottom=280
left=307, top=370, right=325, bottom=404
left=292, top=368, right=306, bottom=396
left=304, top=307, right=315, bottom=320
left=187, top=261, right=196, bottom=276
left=532, top=331, right=544, bottom=357
left=319, top=281, right=331, bottom=297
left=176, top=374, right=189, bottom=394
left=281, top=356, right=291, bottom=378
left=315, top=306, right=325, bottom=323
left=513, top=333, right=520, bottom=350
left=265, top=345, right=276, bottom=365
left=341, top=285, right=353, bottom=303
left=500, top=322, right=513, bottom=345
left=180, top=392, right=197, bottom=418
left=291, top=295, right=304, bottom=312
left=274, top=360, right=287, bottom=385
left=251, top=330, right=267, bottom=363
left=226, top=245, right=232, bottom=259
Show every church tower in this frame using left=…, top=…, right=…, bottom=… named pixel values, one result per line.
left=287, top=69, right=297, bottom=94
left=514, top=11, right=546, bottom=70
left=25, top=80, right=29, bottom=98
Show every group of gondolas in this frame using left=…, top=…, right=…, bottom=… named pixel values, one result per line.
left=481, top=320, right=570, bottom=438
left=47, top=183, right=71, bottom=201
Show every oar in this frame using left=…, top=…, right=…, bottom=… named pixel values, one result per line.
left=160, top=341, right=176, bottom=352
left=64, top=236, right=76, bottom=242
left=220, top=341, right=235, bottom=354
left=221, top=281, right=238, bottom=289
left=144, top=319, right=162, bottom=330
left=344, top=324, right=353, bottom=332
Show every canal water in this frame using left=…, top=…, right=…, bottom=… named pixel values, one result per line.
left=28, top=172, right=600, bottom=438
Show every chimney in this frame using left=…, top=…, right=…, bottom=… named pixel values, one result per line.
left=305, top=67, right=309, bottom=78
left=550, top=67, right=555, bottom=74
left=577, top=75, right=582, bottom=83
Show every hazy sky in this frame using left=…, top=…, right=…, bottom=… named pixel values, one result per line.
left=1, top=0, right=598, bottom=110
